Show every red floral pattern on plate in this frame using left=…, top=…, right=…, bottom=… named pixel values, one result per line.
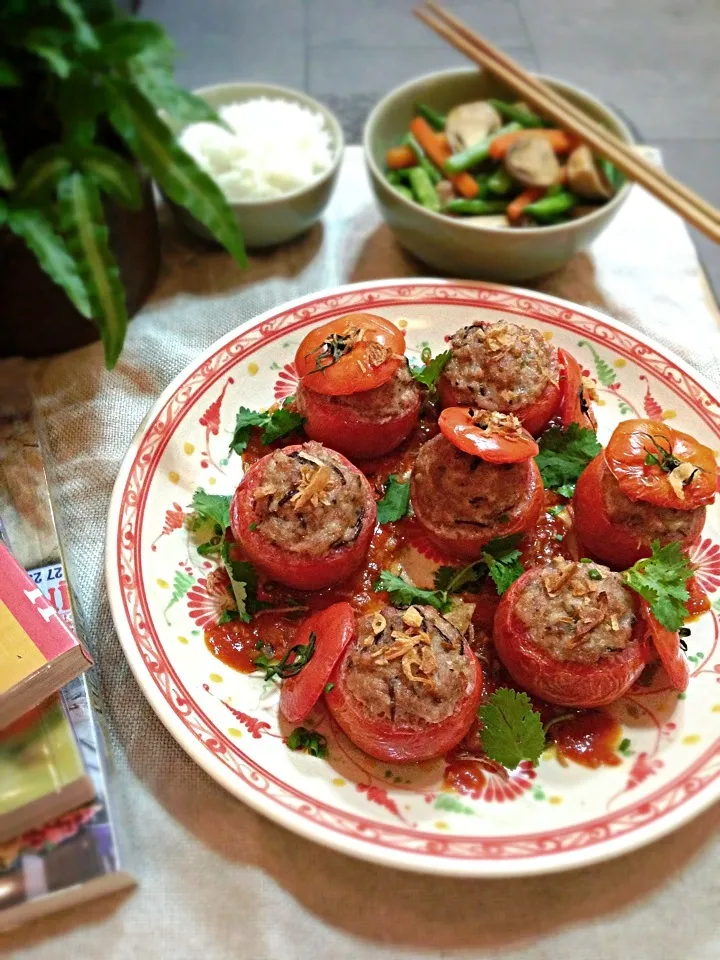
left=446, top=758, right=536, bottom=803
left=187, top=569, right=233, bottom=629
left=152, top=502, right=185, bottom=551
left=274, top=362, right=300, bottom=401
left=690, top=537, right=720, bottom=594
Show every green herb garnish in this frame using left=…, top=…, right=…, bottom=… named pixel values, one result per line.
left=286, top=726, right=328, bottom=758
left=376, top=474, right=411, bottom=524
left=373, top=571, right=452, bottom=613
left=535, top=423, right=602, bottom=497
left=229, top=398, right=305, bottom=455
left=189, top=488, right=231, bottom=531
left=433, top=534, right=524, bottom=597
left=410, top=348, right=451, bottom=390
left=622, top=540, right=693, bottom=632
left=478, top=688, right=546, bottom=769
left=256, top=632, right=316, bottom=681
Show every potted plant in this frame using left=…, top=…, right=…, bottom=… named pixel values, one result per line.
left=0, top=0, right=246, bottom=368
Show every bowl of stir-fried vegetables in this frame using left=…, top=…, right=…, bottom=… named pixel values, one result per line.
left=364, top=68, right=633, bottom=281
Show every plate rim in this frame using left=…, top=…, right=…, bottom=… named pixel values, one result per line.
left=105, top=277, right=720, bottom=877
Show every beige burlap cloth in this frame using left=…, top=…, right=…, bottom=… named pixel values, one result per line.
left=3, top=147, right=720, bottom=960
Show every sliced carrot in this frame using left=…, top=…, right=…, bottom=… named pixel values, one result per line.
left=507, top=187, right=544, bottom=222
left=409, top=116, right=478, bottom=199
left=488, top=129, right=575, bottom=160
left=436, top=132, right=450, bottom=150
left=386, top=145, right=417, bottom=169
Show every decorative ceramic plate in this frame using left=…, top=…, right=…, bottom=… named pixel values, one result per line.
left=106, top=279, right=720, bottom=877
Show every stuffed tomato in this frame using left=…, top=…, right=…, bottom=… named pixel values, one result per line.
left=294, top=313, right=422, bottom=459
left=230, top=441, right=376, bottom=590
left=573, top=419, right=715, bottom=569
left=494, top=559, right=651, bottom=708
left=438, top=319, right=562, bottom=435
left=324, top=604, right=482, bottom=763
left=410, top=410, right=544, bottom=560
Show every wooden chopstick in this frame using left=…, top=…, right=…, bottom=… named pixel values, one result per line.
left=415, top=2, right=720, bottom=243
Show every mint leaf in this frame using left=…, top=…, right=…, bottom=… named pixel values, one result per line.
left=623, top=540, right=693, bottom=632
left=535, top=423, right=602, bottom=497
left=373, top=570, right=452, bottom=613
left=377, top=474, right=411, bottom=523
left=478, top=688, right=545, bottom=769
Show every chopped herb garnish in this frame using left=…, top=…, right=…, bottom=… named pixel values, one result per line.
left=373, top=571, right=452, bottom=613
left=249, top=522, right=258, bottom=532
left=547, top=504, right=565, bottom=517
left=478, top=688, right=546, bottom=769
left=220, top=539, right=269, bottom=622
left=587, top=568, right=603, bottom=581
left=433, top=534, right=524, bottom=597
left=217, top=609, right=239, bottom=625
left=286, top=726, right=328, bottom=758
left=410, top=348, right=451, bottom=390
left=622, top=540, right=693, bottom=632
left=324, top=682, right=335, bottom=693
left=376, top=474, right=411, bottom=523
left=579, top=557, right=592, bottom=563
left=229, top=399, right=305, bottom=455
left=535, top=423, right=602, bottom=498
left=256, top=632, right=316, bottom=681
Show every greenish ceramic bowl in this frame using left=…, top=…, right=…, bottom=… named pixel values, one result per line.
left=167, top=82, right=344, bottom=249
left=364, top=68, right=633, bottom=281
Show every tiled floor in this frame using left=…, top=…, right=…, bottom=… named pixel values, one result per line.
left=144, top=0, right=720, bottom=291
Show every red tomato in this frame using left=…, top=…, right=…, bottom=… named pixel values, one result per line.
left=296, top=377, right=421, bottom=460
left=606, top=419, right=717, bottom=510
left=493, top=570, right=651, bottom=708
left=638, top=599, right=689, bottom=691
left=438, top=407, right=539, bottom=463
left=230, top=445, right=377, bottom=590
left=558, top=348, right=597, bottom=432
left=295, top=313, right=405, bottom=396
left=573, top=453, right=705, bottom=570
left=280, top=603, right=356, bottom=724
left=438, top=366, right=561, bottom=438
left=324, top=642, right=482, bottom=763
left=411, top=451, right=545, bottom=561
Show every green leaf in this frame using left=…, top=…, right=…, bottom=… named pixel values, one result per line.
left=434, top=561, right=484, bottom=594
left=373, top=570, right=452, bottom=613
left=623, top=540, right=693, bottom=632
left=56, top=0, right=99, bottom=49
left=229, top=401, right=304, bottom=455
left=482, top=534, right=524, bottom=595
left=220, top=541, right=268, bottom=622
left=478, top=688, right=546, bottom=769
left=106, top=79, right=247, bottom=267
left=79, top=146, right=141, bottom=209
left=0, top=59, right=21, bottom=87
left=96, top=19, right=172, bottom=61
left=189, top=488, right=231, bottom=531
left=0, top=199, right=6, bottom=228
left=57, top=72, right=107, bottom=144
left=434, top=794, right=475, bottom=815
left=410, top=349, right=451, bottom=389
left=13, top=146, right=72, bottom=204
left=535, top=423, right=602, bottom=498
left=58, top=171, right=128, bottom=368
left=6, top=207, right=91, bottom=318
left=23, top=29, right=72, bottom=78
left=129, top=60, right=225, bottom=128
left=377, top=474, right=411, bottom=524
left=0, top=132, right=13, bottom=191
left=286, top=726, right=328, bottom=759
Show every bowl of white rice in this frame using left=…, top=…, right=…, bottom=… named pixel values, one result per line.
left=167, top=82, right=343, bottom=248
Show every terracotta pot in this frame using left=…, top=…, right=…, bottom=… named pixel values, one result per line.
left=0, top=175, right=161, bottom=359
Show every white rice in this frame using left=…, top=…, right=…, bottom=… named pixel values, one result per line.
left=179, top=97, right=335, bottom=202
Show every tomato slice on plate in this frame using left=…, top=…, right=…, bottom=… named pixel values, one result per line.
left=558, top=348, right=597, bottom=432
left=438, top=407, right=539, bottom=463
left=606, top=419, right=717, bottom=510
left=638, top=598, right=689, bottom=691
left=280, top=602, right=356, bottom=724
left=295, top=313, right=405, bottom=396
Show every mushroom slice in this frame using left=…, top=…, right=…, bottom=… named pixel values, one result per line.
left=504, top=134, right=560, bottom=188
left=446, top=101, right=502, bottom=151
left=566, top=145, right=613, bottom=200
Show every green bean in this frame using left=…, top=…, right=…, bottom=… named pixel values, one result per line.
left=444, top=122, right=522, bottom=174
left=415, top=102, right=446, bottom=131
left=446, top=198, right=509, bottom=216
left=545, top=183, right=564, bottom=197
left=408, top=167, right=441, bottom=212
left=486, top=167, right=514, bottom=195
left=487, top=99, right=544, bottom=128
left=393, top=184, right=414, bottom=202
left=524, top=191, right=578, bottom=221
left=386, top=170, right=405, bottom=185
left=403, top=132, right=442, bottom=185
left=598, top=157, right=623, bottom=192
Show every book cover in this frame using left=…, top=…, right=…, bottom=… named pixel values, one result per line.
left=0, top=542, right=92, bottom=730
left=0, top=696, right=95, bottom=844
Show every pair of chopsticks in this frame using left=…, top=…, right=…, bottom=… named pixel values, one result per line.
left=415, top=1, right=720, bottom=244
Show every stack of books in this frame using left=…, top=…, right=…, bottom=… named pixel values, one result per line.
left=0, top=371, right=134, bottom=932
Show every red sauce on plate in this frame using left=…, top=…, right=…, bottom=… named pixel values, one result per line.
left=550, top=711, right=623, bottom=768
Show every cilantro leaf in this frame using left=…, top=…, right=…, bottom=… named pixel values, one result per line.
left=229, top=400, right=305, bottom=455
left=623, top=540, right=693, bottom=631
left=374, top=570, right=452, bottom=612
left=478, top=688, right=545, bottom=769
left=410, top=349, right=451, bottom=389
left=220, top=539, right=268, bottom=622
left=377, top=474, right=411, bottom=523
left=189, top=488, right=231, bottom=531
left=535, top=423, right=602, bottom=497
left=434, top=562, right=484, bottom=594
left=286, top=726, right=328, bottom=758
left=482, top=534, right=524, bottom=595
